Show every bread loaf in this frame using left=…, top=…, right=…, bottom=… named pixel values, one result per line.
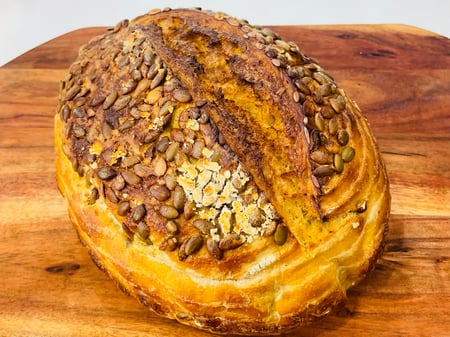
left=55, top=8, right=390, bottom=335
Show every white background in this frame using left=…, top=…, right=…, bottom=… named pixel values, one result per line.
left=1, top=0, right=449, bottom=66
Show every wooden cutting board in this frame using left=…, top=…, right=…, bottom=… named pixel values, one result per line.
left=0, top=22, right=449, bottom=337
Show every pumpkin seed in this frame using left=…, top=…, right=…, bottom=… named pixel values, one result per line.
left=324, top=140, right=340, bottom=154
left=274, top=39, right=291, bottom=51
left=150, top=185, right=171, bottom=201
left=337, top=129, right=349, bottom=146
left=121, top=155, right=140, bottom=168
left=72, top=125, right=86, bottom=138
left=198, top=110, right=209, bottom=124
left=151, top=68, right=167, bottom=89
left=131, top=69, right=142, bottom=81
left=313, top=165, right=335, bottom=177
left=164, top=174, right=178, bottom=190
left=121, top=222, right=134, bottom=239
left=175, top=151, right=188, bottom=167
left=133, top=204, right=146, bottom=222
left=274, top=224, right=288, bottom=245
left=117, top=201, right=130, bottom=216
left=163, top=142, right=178, bottom=162
left=328, top=117, right=338, bottom=136
left=152, top=156, right=167, bottom=176
left=144, top=144, right=156, bottom=159
left=134, top=163, right=153, bottom=178
left=330, top=95, right=345, bottom=113
left=302, top=99, right=316, bottom=117
left=173, top=88, right=192, bottom=103
left=103, top=91, right=118, bottom=109
left=156, top=136, right=170, bottom=152
left=295, top=79, right=311, bottom=95
left=334, top=153, right=344, bottom=173
left=65, top=85, right=81, bottom=101
left=309, top=129, right=321, bottom=150
left=135, top=78, right=152, bottom=97
left=321, top=106, right=335, bottom=119
left=342, top=146, right=355, bottom=162
left=184, top=236, right=203, bottom=256
left=89, top=95, right=105, bottom=107
left=170, top=128, right=185, bottom=143
left=183, top=201, right=195, bottom=220
left=61, top=104, right=70, bottom=122
left=193, top=219, right=214, bottom=235
left=159, top=205, right=179, bottom=219
left=172, top=186, right=186, bottom=211
left=319, top=83, right=334, bottom=97
left=136, top=221, right=150, bottom=240
left=87, top=188, right=99, bottom=205
left=206, top=238, right=223, bottom=260
left=310, top=150, right=333, bottom=165
left=159, top=100, right=174, bottom=117
left=165, top=220, right=179, bottom=235
left=143, top=50, right=155, bottom=65
left=105, top=187, right=119, bottom=203
left=97, top=166, right=116, bottom=180
left=143, top=129, right=160, bottom=144
left=111, top=175, right=126, bottom=191
left=313, top=71, right=331, bottom=85
left=130, top=55, right=143, bottom=69
left=314, top=112, right=325, bottom=131
left=147, top=63, right=160, bottom=80
left=121, top=170, right=142, bottom=186
left=191, top=139, right=205, bottom=159
left=219, top=233, right=243, bottom=250
left=248, top=208, right=265, bottom=227
left=102, top=122, right=113, bottom=138
left=113, top=94, right=131, bottom=110
left=72, top=107, right=86, bottom=118
left=73, top=96, right=87, bottom=108
left=120, top=79, right=137, bottom=95
left=117, top=55, right=130, bottom=68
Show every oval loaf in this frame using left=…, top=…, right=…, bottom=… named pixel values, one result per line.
left=55, top=8, right=390, bottom=335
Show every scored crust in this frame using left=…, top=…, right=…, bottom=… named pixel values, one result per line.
left=55, top=8, right=390, bottom=335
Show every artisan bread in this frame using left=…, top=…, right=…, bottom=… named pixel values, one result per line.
left=55, top=8, right=390, bottom=335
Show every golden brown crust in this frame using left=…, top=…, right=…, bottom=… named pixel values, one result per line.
left=55, top=8, right=390, bottom=335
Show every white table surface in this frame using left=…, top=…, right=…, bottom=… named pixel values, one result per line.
left=1, top=0, right=449, bottom=66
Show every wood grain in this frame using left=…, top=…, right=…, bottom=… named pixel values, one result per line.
left=1, top=23, right=449, bottom=337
